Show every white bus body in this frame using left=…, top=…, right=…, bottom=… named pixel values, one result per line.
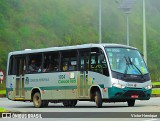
left=6, top=44, right=152, bottom=108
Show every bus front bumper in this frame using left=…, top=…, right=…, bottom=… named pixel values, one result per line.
left=108, top=86, right=152, bottom=100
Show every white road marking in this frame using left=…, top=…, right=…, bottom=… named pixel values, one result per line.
left=143, top=119, right=160, bottom=121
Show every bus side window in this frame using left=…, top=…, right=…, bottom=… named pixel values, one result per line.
left=90, top=48, right=109, bottom=76
left=27, top=54, right=42, bottom=73
left=8, top=55, right=14, bottom=75
left=9, top=55, right=18, bottom=75
left=90, top=48, right=102, bottom=74
left=69, top=51, right=77, bottom=71
left=61, top=50, right=77, bottom=72
left=101, top=55, right=109, bottom=76
left=43, top=52, right=60, bottom=72
left=99, top=51, right=109, bottom=76
left=61, top=51, right=69, bottom=71
left=50, top=52, right=60, bottom=72
left=90, top=56, right=95, bottom=70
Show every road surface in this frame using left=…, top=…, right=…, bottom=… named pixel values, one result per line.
left=0, top=97, right=160, bottom=121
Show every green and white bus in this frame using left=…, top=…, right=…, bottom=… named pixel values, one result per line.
left=6, top=44, right=152, bottom=108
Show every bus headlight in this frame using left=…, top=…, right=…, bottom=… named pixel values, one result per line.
left=112, top=83, right=125, bottom=89
left=145, top=85, right=152, bottom=90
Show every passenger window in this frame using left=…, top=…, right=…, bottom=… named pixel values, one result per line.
left=43, top=52, right=60, bottom=72
left=8, top=56, right=14, bottom=75
left=27, top=54, right=42, bottom=73
left=61, top=50, right=77, bottom=71
left=90, top=48, right=109, bottom=76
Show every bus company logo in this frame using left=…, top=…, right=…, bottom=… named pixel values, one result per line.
left=25, top=77, right=29, bottom=85
left=2, top=113, right=42, bottom=118
left=127, top=83, right=136, bottom=88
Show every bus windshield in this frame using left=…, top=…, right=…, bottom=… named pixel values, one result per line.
left=105, top=47, right=148, bottom=75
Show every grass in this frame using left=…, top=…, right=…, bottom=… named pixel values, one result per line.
left=152, top=82, right=160, bottom=86
left=0, top=90, right=6, bottom=95
left=152, top=88, right=160, bottom=94
left=0, top=108, right=7, bottom=112
left=152, top=82, right=160, bottom=95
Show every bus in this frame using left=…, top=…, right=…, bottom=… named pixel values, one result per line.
left=6, top=44, right=152, bottom=108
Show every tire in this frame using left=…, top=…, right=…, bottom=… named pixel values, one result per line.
left=63, top=100, right=77, bottom=107
left=71, top=100, right=77, bottom=107
left=95, top=91, right=102, bottom=108
left=33, top=92, right=43, bottom=108
left=43, top=100, right=49, bottom=107
left=63, top=101, right=69, bottom=107
left=127, top=99, right=135, bottom=107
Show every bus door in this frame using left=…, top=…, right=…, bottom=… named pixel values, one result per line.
left=14, top=56, right=26, bottom=99
left=79, top=50, right=90, bottom=97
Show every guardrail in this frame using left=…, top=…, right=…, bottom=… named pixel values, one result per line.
left=152, top=82, right=160, bottom=97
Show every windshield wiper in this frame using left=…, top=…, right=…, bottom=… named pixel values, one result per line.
left=123, top=56, right=131, bottom=76
left=127, top=56, right=144, bottom=78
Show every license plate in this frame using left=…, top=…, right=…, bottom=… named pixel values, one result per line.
left=131, top=95, right=139, bottom=98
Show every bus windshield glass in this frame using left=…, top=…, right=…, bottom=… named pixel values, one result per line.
left=105, top=47, right=148, bottom=75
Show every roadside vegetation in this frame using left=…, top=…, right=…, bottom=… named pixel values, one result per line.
left=0, top=0, right=160, bottom=81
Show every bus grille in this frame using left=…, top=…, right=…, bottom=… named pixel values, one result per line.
left=123, top=90, right=146, bottom=98
left=122, top=77, right=146, bottom=83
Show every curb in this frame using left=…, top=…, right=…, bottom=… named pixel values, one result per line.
left=151, top=94, right=160, bottom=97
left=0, top=94, right=6, bottom=98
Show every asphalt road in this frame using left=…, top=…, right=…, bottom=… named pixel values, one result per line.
left=0, top=97, right=160, bottom=121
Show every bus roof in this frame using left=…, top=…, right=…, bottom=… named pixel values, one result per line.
left=8, top=43, right=137, bottom=55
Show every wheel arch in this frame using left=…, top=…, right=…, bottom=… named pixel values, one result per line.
left=31, top=87, right=41, bottom=100
left=89, top=85, right=103, bottom=100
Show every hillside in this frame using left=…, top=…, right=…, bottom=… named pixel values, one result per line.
left=0, top=0, right=160, bottom=81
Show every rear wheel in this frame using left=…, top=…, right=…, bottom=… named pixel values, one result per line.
left=127, top=99, right=135, bottom=107
left=95, top=91, right=102, bottom=108
left=43, top=100, right=49, bottom=107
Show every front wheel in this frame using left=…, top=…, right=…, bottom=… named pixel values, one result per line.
left=33, top=92, right=43, bottom=108
left=95, top=91, right=102, bottom=108
left=127, top=99, right=135, bottom=107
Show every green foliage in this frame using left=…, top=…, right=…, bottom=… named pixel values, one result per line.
left=0, top=90, right=6, bottom=95
left=0, top=0, right=160, bottom=81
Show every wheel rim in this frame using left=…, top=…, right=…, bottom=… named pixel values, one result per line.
left=34, top=95, right=40, bottom=106
left=95, top=95, right=98, bottom=104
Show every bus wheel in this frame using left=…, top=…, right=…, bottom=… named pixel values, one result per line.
left=63, top=101, right=69, bottom=107
left=71, top=100, right=77, bottom=107
left=127, top=99, right=135, bottom=107
left=95, top=91, right=102, bottom=108
left=33, top=92, right=43, bottom=108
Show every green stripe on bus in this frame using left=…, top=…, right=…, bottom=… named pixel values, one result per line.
left=40, top=86, right=77, bottom=90
left=99, top=84, right=104, bottom=88
left=7, top=85, right=96, bottom=92
left=25, top=87, right=33, bottom=90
